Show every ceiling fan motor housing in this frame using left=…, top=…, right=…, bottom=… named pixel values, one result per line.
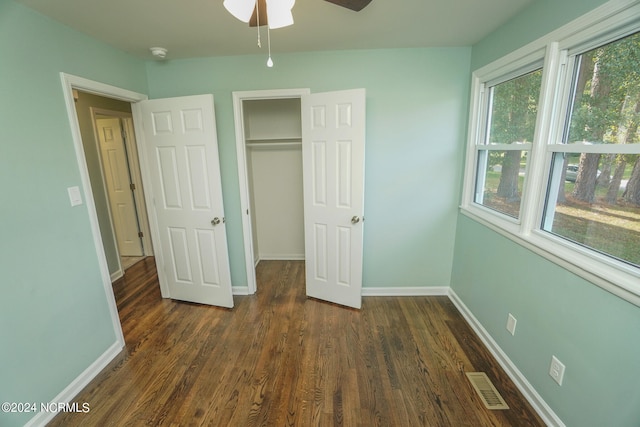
left=325, top=0, right=372, bottom=12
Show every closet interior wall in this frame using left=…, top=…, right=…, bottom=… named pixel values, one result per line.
left=243, top=98, right=305, bottom=265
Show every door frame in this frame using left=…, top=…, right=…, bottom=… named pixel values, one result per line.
left=91, top=108, right=154, bottom=260
left=232, top=88, right=310, bottom=294
left=60, top=72, right=148, bottom=345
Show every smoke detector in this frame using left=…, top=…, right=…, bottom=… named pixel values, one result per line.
left=150, top=47, right=168, bottom=59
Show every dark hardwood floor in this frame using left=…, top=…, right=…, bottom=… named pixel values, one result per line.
left=49, top=258, right=544, bottom=426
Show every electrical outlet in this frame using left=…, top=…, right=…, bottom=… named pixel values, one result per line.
left=506, top=313, right=517, bottom=336
left=549, top=355, right=565, bottom=386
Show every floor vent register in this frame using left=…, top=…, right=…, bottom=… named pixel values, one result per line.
left=465, top=372, right=510, bottom=410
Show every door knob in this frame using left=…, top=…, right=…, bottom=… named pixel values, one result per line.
left=351, top=216, right=360, bottom=224
left=211, top=217, right=221, bottom=226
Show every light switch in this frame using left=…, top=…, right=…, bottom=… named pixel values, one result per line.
left=68, top=186, right=83, bottom=207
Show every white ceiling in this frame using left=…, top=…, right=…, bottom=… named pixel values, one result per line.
left=17, top=0, right=534, bottom=60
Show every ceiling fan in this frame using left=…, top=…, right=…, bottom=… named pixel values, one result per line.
left=223, top=0, right=371, bottom=67
left=224, top=0, right=372, bottom=29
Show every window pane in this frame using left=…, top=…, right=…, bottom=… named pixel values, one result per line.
left=474, top=69, right=541, bottom=219
left=543, top=152, right=640, bottom=267
left=565, top=32, right=640, bottom=146
left=475, top=150, right=528, bottom=218
left=543, top=31, right=640, bottom=267
left=486, top=69, right=543, bottom=145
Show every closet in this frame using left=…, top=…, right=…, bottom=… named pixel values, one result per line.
left=243, top=97, right=304, bottom=265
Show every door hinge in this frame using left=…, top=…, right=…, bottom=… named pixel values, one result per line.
left=130, top=183, right=136, bottom=191
left=138, top=231, right=144, bottom=238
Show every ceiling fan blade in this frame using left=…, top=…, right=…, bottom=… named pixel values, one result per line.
left=324, top=0, right=372, bottom=12
left=249, top=0, right=268, bottom=27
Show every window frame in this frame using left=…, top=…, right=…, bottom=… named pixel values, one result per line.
left=473, top=65, right=543, bottom=221
left=460, top=1, right=640, bottom=306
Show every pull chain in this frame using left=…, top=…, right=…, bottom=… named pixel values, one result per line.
left=267, top=25, right=273, bottom=67
left=256, top=0, right=261, bottom=47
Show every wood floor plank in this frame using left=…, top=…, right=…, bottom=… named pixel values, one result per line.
left=48, top=259, right=544, bottom=427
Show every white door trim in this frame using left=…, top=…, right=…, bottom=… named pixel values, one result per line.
left=60, top=72, right=148, bottom=347
left=231, top=88, right=310, bottom=294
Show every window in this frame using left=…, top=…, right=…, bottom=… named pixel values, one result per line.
left=475, top=69, right=542, bottom=219
left=543, top=32, right=640, bottom=269
left=461, top=3, right=640, bottom=303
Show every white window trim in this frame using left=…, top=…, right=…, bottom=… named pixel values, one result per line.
left=461, top=0, right=640, bottom=307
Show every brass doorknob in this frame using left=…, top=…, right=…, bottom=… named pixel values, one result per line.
left=351, top=216, right=360, bottom=224
left=211, top=217, right=221, bottom=226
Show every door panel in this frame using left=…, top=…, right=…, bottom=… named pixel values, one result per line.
left=96, top=118, right=144, bottom=257
left=302, top=89, right=366, bottom=309
left=136, top=95, right=233, bottom=308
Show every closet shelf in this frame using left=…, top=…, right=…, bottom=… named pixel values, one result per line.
left=246, top=140, right=302, bottom=149
left=246, top=137, right=302, bottom=143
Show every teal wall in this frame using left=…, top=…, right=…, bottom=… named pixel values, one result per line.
left=452, top=217, right=640, bottom=426
left=0, top=1, right=147, bottom=426
left=470, top=0, right=610, bottom=69
left=452, top=0, right=640, bottom=426
left=145, top=48, right=471, bottom=289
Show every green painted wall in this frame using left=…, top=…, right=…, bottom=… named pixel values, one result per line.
left=145, top=47, right=472, bottom=289
left=0, top=1, right=147, bottom=426
left=452, top=0, right=640, bottom=426
left=470, top=0, right=610, bottom=70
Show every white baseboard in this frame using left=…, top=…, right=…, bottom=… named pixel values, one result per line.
left=25, top=340, right=124, bottom=427
left=448, top=289, right=565, bottom=427
left=110, top=269, right=123, bottom=282
left=258, top=254, right=305, bottom=261
left=232, top=286, right=251, bottom=295
left=362, top=286, right=449, bottom=296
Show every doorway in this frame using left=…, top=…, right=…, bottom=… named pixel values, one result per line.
left=232, top=89, right=310, bottom=294
left=61, top=73, right=152, bottom=344
left=233, top=88, right=367, bottom=309
left=74, top=91, right=153, bottom=281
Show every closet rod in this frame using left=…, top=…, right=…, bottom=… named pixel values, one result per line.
left=246, top=141, right=302, bottom=148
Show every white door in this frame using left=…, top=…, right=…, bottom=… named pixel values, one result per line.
left=135, top=95, right=233, bottom=308
left=96, top=117, right=144, bottom=257
left=302, top=89, right=366, bottom=309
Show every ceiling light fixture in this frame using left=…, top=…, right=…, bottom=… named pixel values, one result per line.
left=223, top=0, right=295, bottom=67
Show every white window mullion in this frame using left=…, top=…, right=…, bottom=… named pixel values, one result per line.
left=520, top=42, right=562, bottom=235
